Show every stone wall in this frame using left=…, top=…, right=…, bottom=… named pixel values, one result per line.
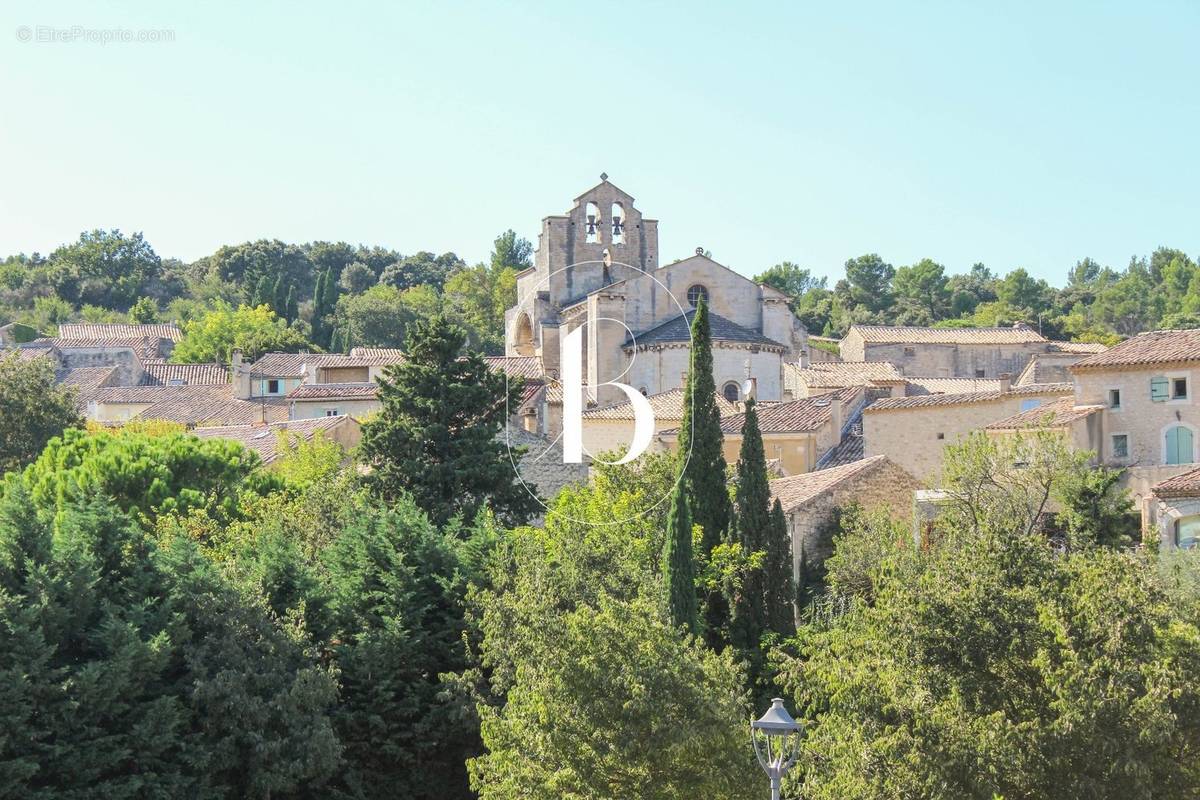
left=58, top=346, right=144, bottom=384
left=856, top=341, right=1045, bottom=379
left=1074, top=365, right=1200, bottom=467
left=864, top=394, right=1066, bottom=483
left=289, top=398, right=381, bottom=420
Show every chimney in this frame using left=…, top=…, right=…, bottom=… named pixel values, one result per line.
left=830, top=392, right=842, bottom=435
left=999, top=372, right=1012, bottom=393
left=231, top=349, right=252, bottom=400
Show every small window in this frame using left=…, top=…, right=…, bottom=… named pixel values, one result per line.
left=936, top=432, right=945, bottom=440
left=903, top=347, right=916, bottom=357
left=1020, top=399, right=1041, bottom=412
left=722, top=382, right=740, bottom=402
left=324, top=408, right=339, bottom=417
left=167, top=378, right=185, bottom=387
left=1173, top=377, right=1189, bottom=400
left=267, top=378, right=281, bottom=395
left=1108, top=389, right=1121, bottom=409
left=1151, top=376, right=1169, bottom=402
left=1111, top=434, right=1129, bottom=459
left=1176, top=517, right=1200, bottom=549
left=687, top=284, right=709, bottom=308
left=975, top=369, right=986, bottom=378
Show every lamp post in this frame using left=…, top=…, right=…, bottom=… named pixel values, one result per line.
left=751, top=697, right=802, bottom=800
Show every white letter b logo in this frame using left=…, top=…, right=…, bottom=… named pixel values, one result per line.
left=560, top=324, right=654, bottom=465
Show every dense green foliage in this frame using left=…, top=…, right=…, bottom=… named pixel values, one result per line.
left=777, top=433, right=1200, bottom=799
left=662, top=479, right=699, bottom=634
left=360, top=314, right=538, bottom=527
left=0, top=352, right=82, bottom=474
left=171, top=301, right=309, bottom=363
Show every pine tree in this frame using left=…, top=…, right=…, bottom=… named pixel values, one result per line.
left=662, top=479, right=699, bottom=635
left=285, top=285, right=299, bottom=324
left=765, top=497, right=795, bottom=635
left=359, top=314, right=540, bottom=527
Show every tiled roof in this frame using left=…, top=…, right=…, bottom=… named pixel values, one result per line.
left=248, top=352, right=317, bottom=376
left=1152, top=466, right=1200, bottom=498
left=770, top=456, right=890, bottom=513
left=787, top=361, right=903, bottom=388
left=984, top=397, right=1105, bottom=430
left=516, top=381, right=544, bottom=410
left=1047, top=341, right=1109, bottom=354
left=848, top=324, right=1047, bottom=345
left=57, top=323, right=182, bottom=342
left=866, top=382, right=1073, bottom=412
left=58, top=366, right=120, bottom=411
left=625, top=310, right=785, bottom=350
left=288, top=382, right=379, bottom=401
left=582, top=387, right=740, bottom=421
left=192, top=415, right=356, bottom=464
left=903, top=377, right=1003, bottom=396
left=92, top=385, right=289, bottom=426
left=708, top=387, right=860, bottom=435
left=1014, top=352, right=1086, bottom=387
left=484, top=355, right=544, bottom=380
left=6, top=345, right=58, bottom=363
left=1070, top=330, right=1200, bottom=371
left=27, top=336, right=170, bottom=359
left=141, top=362, right=229, bottom=386
left=318, top=352, right=406, bottom=368
left=350, top=347, right=406, bottom=359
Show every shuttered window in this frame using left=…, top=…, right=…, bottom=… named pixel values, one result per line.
left=1151, top=377, right=1169, bottom=402
left=1166, top=425, right=1194, bottom=465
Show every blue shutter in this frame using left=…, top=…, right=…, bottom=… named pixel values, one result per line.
left=1151, top=377, right=1169, bottom=402
left=1167, top=426, right=1194, bottom=465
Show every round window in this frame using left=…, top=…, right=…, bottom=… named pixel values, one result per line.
left=722, top=382, right=740, bottom=402
left=687, top=284, right=709, bottom=307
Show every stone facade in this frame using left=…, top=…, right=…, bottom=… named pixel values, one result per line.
left=864, top=388, right=1073, bottom=483
left=839, top=324, right=1079, bottom=379
left=506, top=178, right=808, bottom=419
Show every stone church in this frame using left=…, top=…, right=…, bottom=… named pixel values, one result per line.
left=505, top=176, right=809, bottom=430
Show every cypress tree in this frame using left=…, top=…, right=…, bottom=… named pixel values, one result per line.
left=319, top=268, right=338, bottom=348
left=285, top=285, right=298, bottom=324
left=731, top=398, right=772, bottom=652
left=677, top=299, right=732, bottom=553
left=272, top=274, right=287, bottom=315
left=676, top=299, right=734, bottom=646
left=662, top=479, right=699, bottom=635
left=253, top=274, right=273, bottom=308
left=313, top=270, right=327, bottom=343
left=765, top=497, right=795, bottom=635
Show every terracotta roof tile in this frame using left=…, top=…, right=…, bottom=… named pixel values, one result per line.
left=582, top=387, right=740, bottom=421
left=247, top=352, right=318, bottom=376
left=141, top=362, right=229, bottom=386
left=769, top=456, right=890, bottom=513
left=288, top=382, right=378, bottom=401
left=866, top=382, right=1073, bottom=412
left=92, top=385, right=289, bottom=426
left=848, top=324, right=1047, bottom=345
left=984, top=397, right=1105, bottom=430
left=1152, top=466, right=1200, bottom=498
left=1070, top=330, right=1200, bottom=371
left=786, top=361, right=903, bottom=388
left=903, top=376, right=1003, bottom=396
left=484, top=355, right=544, bottom=379
left=192, top=415, right=356, bottom=464
left=702, top=387, right=860, bottom=435
left=57, top=323, right=182, bottom=342
left=318, top=352, right=406, bottom=368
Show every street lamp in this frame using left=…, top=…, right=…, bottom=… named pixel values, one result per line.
left=751, top=697, right=802, bottom=800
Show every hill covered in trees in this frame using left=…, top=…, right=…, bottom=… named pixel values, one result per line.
left=3, top=228, right=1197, bottom=357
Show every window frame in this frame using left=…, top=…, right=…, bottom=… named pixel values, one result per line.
left=687, top=284, right=710, bottom=308
left=267, top=378, right=281, bottom=395
left=1110, top=432, right=1129, bottom=460
left=1108, top=388, right=1121, bottom=410
left=721, top=381, right=740, bottom=403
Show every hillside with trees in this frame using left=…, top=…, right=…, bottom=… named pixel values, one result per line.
left=4, top=228, right=1199, bottom=360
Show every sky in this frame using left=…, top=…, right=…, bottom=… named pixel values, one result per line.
left=1, top=1, right=1198, bottom=286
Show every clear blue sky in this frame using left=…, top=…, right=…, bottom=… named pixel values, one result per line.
left=2, top=1, right=1197, bottom=286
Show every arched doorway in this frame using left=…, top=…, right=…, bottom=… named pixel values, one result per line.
left=514, top=313, right=535, bottom=356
